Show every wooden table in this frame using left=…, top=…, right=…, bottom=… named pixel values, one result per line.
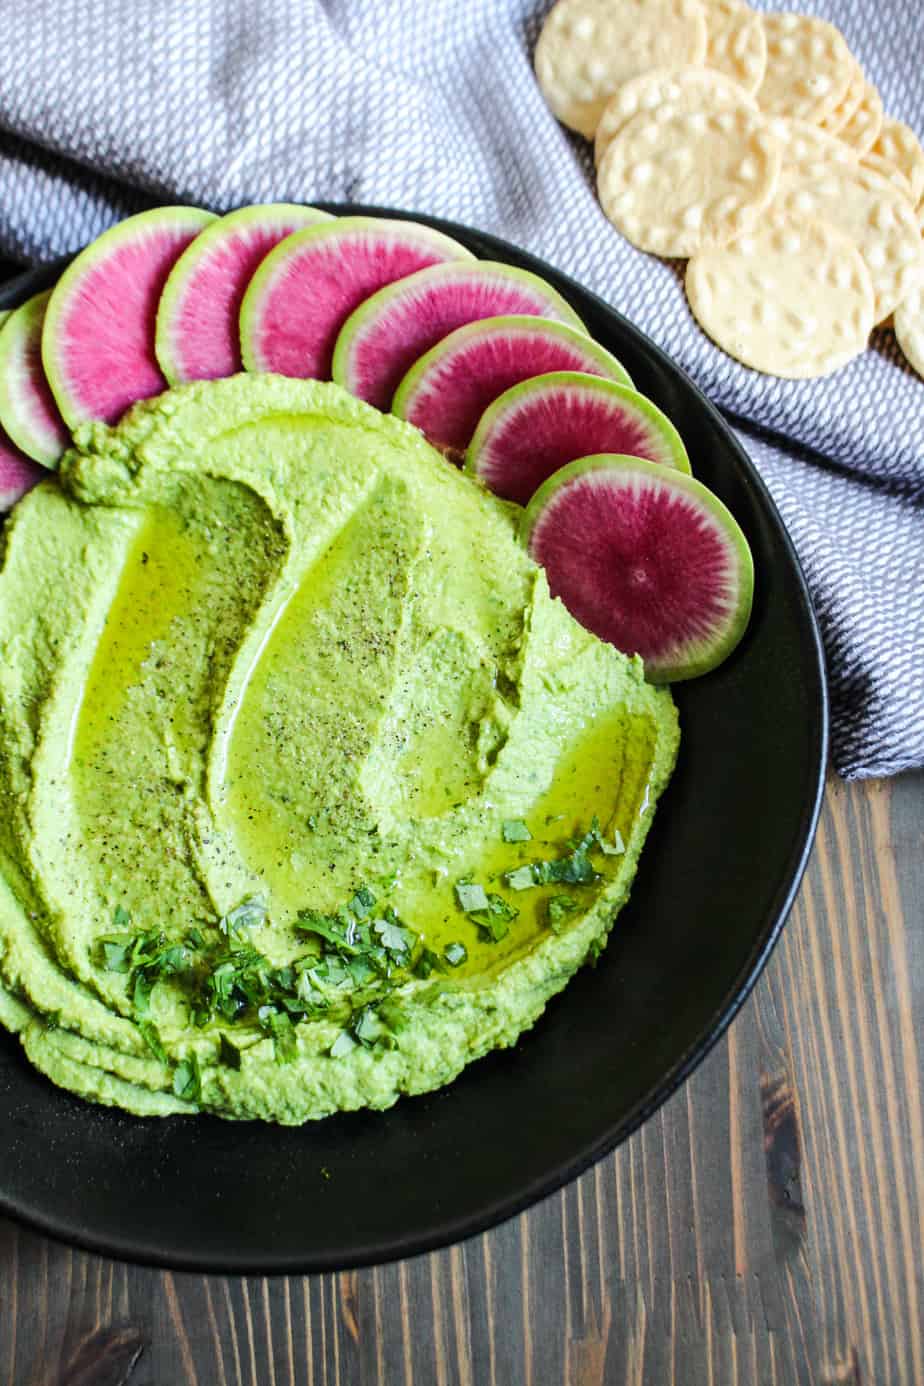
left=0, top=772, right=920, bottom=1385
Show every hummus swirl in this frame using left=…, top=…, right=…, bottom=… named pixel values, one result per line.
left=0, top=376, right=678, bottom=1122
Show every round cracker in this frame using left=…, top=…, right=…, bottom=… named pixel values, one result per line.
left=870, top=119, right=924, bottom=208
left=755, top=13, right=853, bottom=125
left=769, top=117, right=857, bottom=196
left=701, top=0, right=767, bottom=96
left=594, top=65, right=756, bottom=166
left=894, top=282, right=924, bottom=380
left=685, top=211, right=874, bottom=377
left=838, top=78, right=883, bottom=156
left=534, top=0, right=708, bottom=140
left=780, top=165, right=924, bottom=323
left=817, top=56, right=865, bottom=137
left=861, top=151, right=915, bottom=204
left=597, top=103, right=781, bottom=256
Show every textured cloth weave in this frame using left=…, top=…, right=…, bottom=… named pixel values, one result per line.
left=0, top=0, right=920, bottom=776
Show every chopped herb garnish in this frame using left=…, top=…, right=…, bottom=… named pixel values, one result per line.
left=99, top=934, right=134, bottom=973
left=219, top=1033, right=243, bottom=1070
left=444, top=941, right=468, bottom=967
left=413, top=946, right=445, bottom=979
left=373, top=913, right=416, bottom=958
left=330, top=1030, right=357, bottom=1059
left=219, top=894, right=267, bottom=937
left=138, top=1020, right=168, bottom=1063
left=455, top=881, right=490, bottom=913
left=502, top=819, right=607, bottom=891
left=547, top=895, right=579, bottom=933
left=378, top=998, right=408, bottom=1034
left=349, top=1004, right=380, bottom=1048
left=456, top=881, right=518, bottom=941
left=472, top=895, right=519, bottom=941
left=113, top=880, right=454, bottom=1065
left=348, top=885, right=377, bottom=919
left=113, top=904, right=131, bottom=930
left=173, top=1053, right=201, bottom=1103
left=502, top=819, right=532, bottom=843
left=259, top=1006, right=298, bottom=1064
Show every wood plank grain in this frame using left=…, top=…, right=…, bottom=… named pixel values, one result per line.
left=0, top=775, right=920, bottom=1385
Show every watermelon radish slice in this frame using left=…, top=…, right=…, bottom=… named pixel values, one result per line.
left=0, top=290, right=70, bottom=467
left=392, top=316, right=633, bottom=459
left=42, top=205, right=216, bottom=428
left=155, top=202, right=333, bottom=384
left=331, top=261, right=586, bottom=412
left=239, top=216, right=475, bottom=381
left=0, top=422, right=44, bottom=513
left=523, top=455, right=753, bottom=682
left=467, top=371, right=691, bottom=505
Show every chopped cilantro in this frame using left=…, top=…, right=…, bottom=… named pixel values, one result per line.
left=455, top=881, right=490, bottom=913
left=373, top=914, right=416, bottom=958
left=547, top=895, right=579, bottom=933
left=502, top=819, right=532, bottom=843
left=413, top=946, right=445, bottom=979
left=469, top=893, right=518, bottom=942
left=330, top=1030, right=357, bottom=1059
left=505, top=865, right=536, bottom=892
left=112, top=882, right=452, bottom=1065
left=99, top=934, right=134, bottom=973
left=259, top=1006, right=298, bottom=1064
left=348, top=885, right=377, bottom=919
left=113, top=904, right=131, bottom=930
left=219, top=1033, right=243, bottom=1070
left=455, top=881, right=518, bottom=942
left=444, top=941, right=468, bottom=967
left=172, top=1053, right=201, bottom=1103
left=378, top=998, right=408, bottom=1033
left=219, top=895, right=267, bottom=937
left=138, top=1020, right=168, bottom=1064
left=349, top=1005, right=380, bottom=1048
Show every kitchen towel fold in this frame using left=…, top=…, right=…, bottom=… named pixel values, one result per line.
left=0, top=0, right=920, bottom=777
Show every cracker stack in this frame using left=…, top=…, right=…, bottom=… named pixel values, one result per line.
left=535, top=0, right=924, bottom=380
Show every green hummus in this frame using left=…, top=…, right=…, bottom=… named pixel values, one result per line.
left=0, top=375, right=679, bottom=1123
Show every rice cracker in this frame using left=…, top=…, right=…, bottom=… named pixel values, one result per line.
left=594, top=66, right=756, bottom=166
left=769, top=118, right=857, bottom=196
left=701, top=0, right=767, bottom=96
left=817, top=56, right=865, bottom=137
left=534, top=0, right=707, bottom=139
left=685, top=212, right=874, bottom=377
left=780, top=165, right=924, bottom=322
left=597, top=103, right=781, bottom=256
left=838, top=78, right=883, bottom=156
left=871, top=119, right=924, bottom=208
left=894, top=283, right=924, bottom=380
left=756, top=13, right=853, bottom=124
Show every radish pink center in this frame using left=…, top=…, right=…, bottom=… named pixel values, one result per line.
left=532, top=472, right=735, bottom=663
left=482, top=385, right=667, bottom=504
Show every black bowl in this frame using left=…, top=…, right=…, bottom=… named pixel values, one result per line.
left=0, top=205, right=826, bottom=1271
